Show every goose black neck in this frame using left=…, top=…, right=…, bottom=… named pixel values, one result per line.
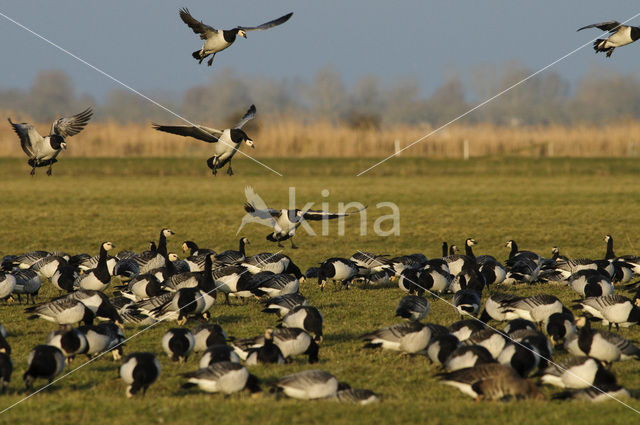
left=605, top=237, right=615, bottom=260
left=238, top=239, right=246, bottom=256
left=442, top=242, right=448, bottom=258
left=465, top=241, right=475, bottom=259
left=185, top=241, right=198, bottom=256
left=158, top=231, right=168, bottom=257
left=508, top=241, right=518, bottom=259
left=97, top=244, right=109, bottom=274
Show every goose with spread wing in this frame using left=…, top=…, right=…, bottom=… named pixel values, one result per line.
left=578, top=20, right=640, bottom=57
left=8, top=107, right=93, bottom=175
left=242, top=187, right=365, bottom=248
left=179, top=8, right=293, bottom=66
left=153, top=105, right=255, bottom=176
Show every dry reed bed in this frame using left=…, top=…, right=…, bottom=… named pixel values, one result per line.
left=1, top=118, right=639, bottom=158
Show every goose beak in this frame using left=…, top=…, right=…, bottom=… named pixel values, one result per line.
left=246, top=140, right=255, bottom=149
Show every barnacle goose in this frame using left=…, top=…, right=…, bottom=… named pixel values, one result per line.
left=503, top=257, right=540, bottom=285
left=51, top=263, right=79, bottom=293
left=540, top=356, right=616, bottom=389
left=212, top=264, right=252, bottom=304
left=389, top=254, right=427, bottom=276
left=122, top=273, right=166, bottom=301
left=449, top=319, right=486, bottom=341
left=77, top=252, right=118, bottom=276
left=192, top=323, right=227, bottom=352
left=577, top=294, right=640, bottom=331
left=162, top=328, right=195, bottom=363
left=245, top=328, right=285, bottom=365
left=252, top=273, right=299, bottom=297
left=136, top=228, right=174, bottom=274
left=318, top=258, right=359, bottom=291
left=565, top=316, right=640, bottom=364
left=119, top=352, right=161, bottom=397
left=552, top=383, right=631, bottom=402
left=74, top=242, right=115, bottom=291
left=261, top=293, right=308, bottom=317
left=578, top=21, right=640, bottom=57
left=397, top=268, right=424, bottom=296
left=11, top=269, right=42, bottom=303
left=271, top=328, right=319, bottom=363
left=276, top=370, right=340, bottom=400
left=443, top=345, right=496, bottom=371
left=395, top=296, right=430, bottom=321
left=79, top=322, right=126, bottom=360
left=179, top=8, right=292, bottom=67
left=361, top=321, right=431, bottom=354
left=242, top=253, right=304, bottom=279
left=439, top=363, right=543, bottom=401
left=0, top=272, right=16, bottom=299
left=0, top=350, right=11, bottom=393
left=164, top=253, right=216, bottom=292
left=503, top=318, right=537, bottom=334
left=215, top=238, right=250, bottom=264
left=498, top=294, right=564, bottom=325
left=45, top=327, right=88, bottom=362
left=507, top=328, right=553, bottom=369
left=444, top=238, right=477, bottom=276
left=199, top=345, right=240, bottom=367
left=11, top=251, right=50, bottom=269
left=167, top=253, right=190, bottom=274
left=333, top=388, right=380, bottom=404
left=31, top=255, right=69, bottom=280
left=479, top=292, right=521, bottom=322
left=24, top=345, right=65, bottom=390
left=8, top=107, right=92, bottom=175
left=497, top=341, right=540, bottom=377
left=567, top=269, right=613, bottom=298
left=417, top=265, right=451, bottom=294
left=544, top=310, right=576, bottom=346
left=464, top=329, right=508, bottom=359
left=26, top=297, right=94, bottom=327
left=350, top=252, right=390, bottom=282
left=281, top=305, right=323, bottom=341
left=61, top=290, right=123, bottom=325
left=505, top=240, right=540, bottom=267
left=182, top=362, right=261, bottom=394
left=182, top=240, right=216, bottom=257
left=453, top=288, right=482, bottom=318
left=427, top=334, right=460, bottom=366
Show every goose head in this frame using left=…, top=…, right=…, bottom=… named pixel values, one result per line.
left=245, top=138, right=255, bottom=149
left=264, top=328, right=274, bottom=340
left=237, top=28, right=247, bottom=38
left=168, top=253, right=179, bottom=262
left=162, top=228, right=175, bottom=238
left=604, top=235, right=612, bottom=243
left=102, top=242, right=115, bottom=251
left=466, top=238, right=477, bottom=247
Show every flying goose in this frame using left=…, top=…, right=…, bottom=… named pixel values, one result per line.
left=8, top=107, right=93, bottom=175
left=578, top=21, right=640, bottom=57
left=439, top=363, right=543, bottom=401
left=182, top=362, right=261, bottom=394
left=119, top=352, right=161, bottom=398
left=23, top=345, right=66, bottom=390
left=243, top=204, right=364, bottom=250
left=179, top=8, right=293, bottom=66
left=153, top=105, right=256, bottom=176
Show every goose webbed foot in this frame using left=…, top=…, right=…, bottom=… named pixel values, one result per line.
left=207, top=54, right=215, bottom=66
left=46, top=166, right=53, bottom=176
left=30, top=167, right=36, bottom=176
left=290, top=240, right=298, bottom=249
left=226, top=165, right=233, bottom=176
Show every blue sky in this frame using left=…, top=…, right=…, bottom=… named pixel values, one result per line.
left=1, top=1, right=640, bottom=100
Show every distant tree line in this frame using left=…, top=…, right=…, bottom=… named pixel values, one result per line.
left=2, top=64, right=640, bottom=127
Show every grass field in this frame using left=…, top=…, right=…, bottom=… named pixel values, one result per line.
left=0, top=157, right=640, bottom=424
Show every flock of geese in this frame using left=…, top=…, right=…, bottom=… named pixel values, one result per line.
left=0, top=229, right=639, bottom=403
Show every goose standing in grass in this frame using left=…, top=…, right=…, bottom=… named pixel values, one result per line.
left=192, top=324, right=227, bottom=352
left=11, top=269, right=41, bottom=303
left=79, top=322, right=126, bottom=360
left=242, top=253, right=304, bottom=278
left=130, top=229, right=174, bottom=275
left=464, top=329, right=508, bottom=359
left=8, top=107, right=93, bottom=175
left=276, top=370, right=341, bottom=400
left=479, top=292, right=521, bottom=322
left=31, top=255, right=70, bottom=280
left=416, top=265, right=451, bottom=294
left=271, top=328, right=319, bottom=363
left=496, top=341, right=540, bottom=378
left=505, top=240, right=540, bottom=266
left=565, top=316, right=640, bottom=364
left=439, top=363, right=543, bottom=401
left=427, top=334, right=460, bottom=366
left=182, top=241, right=216, bottom=257
left=153, top=105, right=256, bottom=176
left=245, top=328, right=285, bottom=365
left=9, top=251, right=49, bottom=269
left=23, top=345, right=65, bottom=390
left=119, top=352, right=161, bottom=398
left=261, top=293, right=308, bottom=317
left=317, top=258, right=359, bottom=291
left=51, top=263, right=79, bottom=293
left=361, top=321, right=430, bottom=354
left=61, top=290, right=123, bottom=324
left=182, top=362, right=261, bottom=395
left=26, top=298, right=94, bottom=327
left=162, top=328, right=195, bottom=363
left=577, top=294, right=640, bottom=331
left=281, top=305, right=324, bottom=341
left=215, top=238, right=250, bottom=265
left=179, top=8, right=293, bottom=67
left=45, top=328, right=88, bottom=363
left=251, top=272, right=299, bottom=297
left=603, top=234, right=640, bottom=274
left=567, top=270, right=613, bottom=298
left=544, top=311, right=577, bottom=346
left=74, top=242, right=115, bottom=291
left=0, top=271, right=16, bottom=299
left=122, top=273, right=166, bottom=301
left=499, top=294, right=564, bottom=325
left=552, top=383, right=631, bottom=402
left=578, top=21, right=640, bottom=57
left=444, top=238, right=477, bottom=276
left=395, top=295, right=430, bottom=321
left=540, top=356, right=616, bottom=389
left=199, top=345, right=240, bottom=367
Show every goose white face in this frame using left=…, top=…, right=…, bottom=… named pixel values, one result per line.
left=61, top=142, right=67, bottom=150
left=238, top=29, right=247, bottom=38
left=604, top=235, right=611, bottom=242
left=242, top=237, right=250, bottom=244
left=168, top=253, right=179, bottom=261
left=505, top=241, right=513, bottom=249
left=467, top=239, right=476, bottom=246
left=163, top=229, right=175, bottom=237
left=103, top=242, right=115, bottom=251
left=245, top=139, right=254, bottom=149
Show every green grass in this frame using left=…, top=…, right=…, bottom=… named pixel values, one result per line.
left=0, top=157, right=640, bottom=424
